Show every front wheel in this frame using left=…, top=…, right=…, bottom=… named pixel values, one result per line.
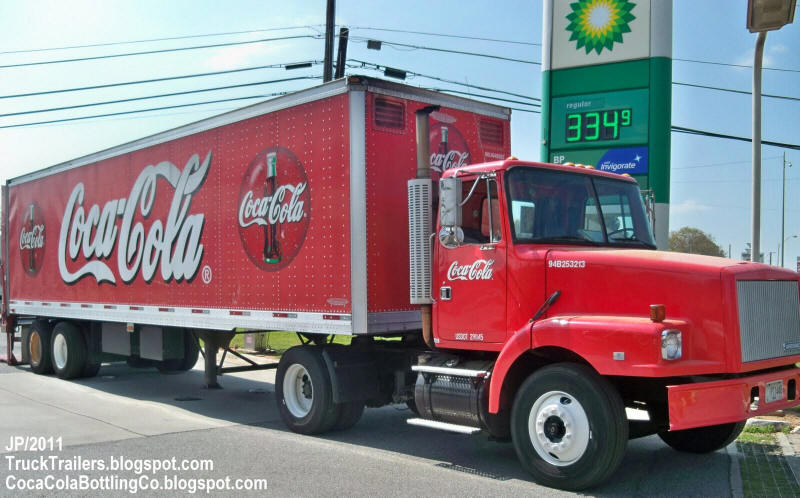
left=510, top=363, right=628, bottom=491
left=658, top=421, right=745, bottom=453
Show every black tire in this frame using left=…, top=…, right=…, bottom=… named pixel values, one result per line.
left=276, top=346, right=340, bottom=435
left=157, top=329, right=200, bottom=373
left=27, top=320, right=53, bottom=375
left=82, top=360, right=102, bottom=378
left=510, top=363, right=628, bottom=491
left=50, top=322, right=88, bottom=380
left=332, top=402, right=365, bottom=431
left=658, top=421, right=745, bottom=453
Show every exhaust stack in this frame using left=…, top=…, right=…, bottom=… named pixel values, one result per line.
left=408, top=106, right=439, bottom=349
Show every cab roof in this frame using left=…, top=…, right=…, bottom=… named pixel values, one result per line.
left=443, top=159, right=639, bottom=184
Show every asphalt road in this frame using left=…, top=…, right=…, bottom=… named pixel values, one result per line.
left=0, top=336, right=736, bottom=497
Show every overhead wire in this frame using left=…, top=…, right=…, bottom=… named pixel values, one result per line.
left=0, top=34, right=319, bottom=69
left=0, top=26, right=319, bottom=55
left=349, top=37, right=540, bottom=65
left=347, top=26, right=540, bottom=46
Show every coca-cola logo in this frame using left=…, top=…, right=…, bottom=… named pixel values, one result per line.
left=447, top=259, right=494, bottom=281
left=429, top=122, right=471, bottom=182
left=237, top=146, right=310, bottom=272
left=19, top=202, right=46, bottom=276
left=58, top=152, right=211, bottom=285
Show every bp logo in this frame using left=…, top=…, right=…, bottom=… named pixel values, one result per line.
left=237, top=146, right=310, bottom=272
left=19, top=202, right=46, bottom=276
left=566, top=0, right=636, bottom=54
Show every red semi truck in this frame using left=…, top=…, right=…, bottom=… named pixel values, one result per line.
left=3, top=76, right=800, bottom=490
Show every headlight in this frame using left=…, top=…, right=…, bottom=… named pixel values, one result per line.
left=661, top=330, right=682, bottom=360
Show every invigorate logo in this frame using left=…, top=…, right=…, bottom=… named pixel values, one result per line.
left=19, top=202, right=46, bottom=276
left=237, top=146, right=310, bottom=272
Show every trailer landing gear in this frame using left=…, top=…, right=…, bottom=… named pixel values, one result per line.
left=195, top=331, right=279, bottom=389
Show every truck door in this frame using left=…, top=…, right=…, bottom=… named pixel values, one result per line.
left=435, top=175, right=507, bottom=347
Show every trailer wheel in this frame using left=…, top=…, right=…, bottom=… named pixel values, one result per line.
left=157, top=329, right=200, bottom=373
left=276, top=346, right=340, bottom=434
left=510, top=363, right=628, bottom=491
left=50, top=322, right=88, bottom=380
left=27, top=320, right=53, bottom=375
left=332, top=402, right=365, bottom=431
left=658, top=421, right=745, bottom=453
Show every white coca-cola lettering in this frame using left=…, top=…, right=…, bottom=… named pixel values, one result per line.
left=447, top=259, right=495, bottom=281
left=19, top=225, right=45, bottom=250
left=430, top=150, right=469, bottom=172
left=58, top=151, right=211, bottom=285
left=238, top=183, right=307, bottom=228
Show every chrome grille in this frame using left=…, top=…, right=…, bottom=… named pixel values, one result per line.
left=737, top=280, right=800, bottom=363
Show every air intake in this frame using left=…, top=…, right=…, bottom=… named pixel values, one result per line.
left=408, top=179, right=432, bottom=304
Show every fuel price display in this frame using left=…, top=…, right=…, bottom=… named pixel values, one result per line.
left=566, top=108, right=632, bottom=142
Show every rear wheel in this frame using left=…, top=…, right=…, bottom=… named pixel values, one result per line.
left=50, top=322, right=88, bottom=380
left=27, top=320, right=53, bottom=375
left=332, top=402, right=365, bottom=431
left=157, top=329, right=200, bottom=373
left=510, top=363, right=628, bottom=491
left=659, top=421, right=745, bottom=453
left=276, top=346, right=340, bottom=434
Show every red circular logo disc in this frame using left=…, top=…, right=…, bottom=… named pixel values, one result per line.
left=19, top=202, right=46, bottom=277
left=237, top=146, right=310, bottom=272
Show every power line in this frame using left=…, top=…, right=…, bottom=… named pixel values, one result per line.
left=0, top=34, right=318, bottom=70
left=671, top=125, right=800, bottom=151
left=0, top=76, right=318, bottom=118
left=0, top=61, right=321, bottom=100
left=348, top=26, right=539, bottom=46
left=673, top=81, right=800, bottom=102
left=0, top=26, right=318, bottom=56
left=672, top=156, right=781, bottom=170
left=350, top=37, right=540, bottom=65
left=0, top=91, right=304, bottom=129
left=673, top=57, right=800, bottom=74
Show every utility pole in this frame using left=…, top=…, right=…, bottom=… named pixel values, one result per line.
left=334, top=27, right=349, bottom=79
left=781, top=151, right=792, bottom=267
left=323, top=0, right=335, bottom=82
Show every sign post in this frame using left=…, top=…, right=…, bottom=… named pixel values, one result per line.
left=541, top=0, right=672, bottom=248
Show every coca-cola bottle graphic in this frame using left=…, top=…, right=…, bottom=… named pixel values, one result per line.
left=263, top=152, right=282, bottom=264
left=438, top=126, right=449, bottom=162
left=27, top=204, right=36, bottom=273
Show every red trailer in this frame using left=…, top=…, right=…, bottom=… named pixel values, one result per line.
left=3, top=76, right=800, bottom=491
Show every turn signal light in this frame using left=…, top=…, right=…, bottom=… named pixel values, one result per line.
left=650, top=304, right=666, bottom=323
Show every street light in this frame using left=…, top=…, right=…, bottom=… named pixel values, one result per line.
left=782, top=153, right=793, bottom=266
left=781, top=234, right=798, bottom=268
left=747, top=0, right=796, bottom=263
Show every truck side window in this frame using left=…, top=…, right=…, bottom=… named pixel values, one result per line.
left=460, top=179, right=500, bottom=244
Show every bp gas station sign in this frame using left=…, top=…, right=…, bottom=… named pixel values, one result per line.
left=542, top=0, right=672, bottom=248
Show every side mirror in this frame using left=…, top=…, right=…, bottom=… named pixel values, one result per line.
left=438, top=177, right=463, bottom=248
left=439, top=177, right=462, bottom=227
left=439, top=226, right=464, bottom=249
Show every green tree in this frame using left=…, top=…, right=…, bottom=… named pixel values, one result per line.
left=669, top=227, right=726, bottom=257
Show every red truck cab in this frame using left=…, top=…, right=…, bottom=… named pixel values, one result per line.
left=424, top=159, right=800, bottom=489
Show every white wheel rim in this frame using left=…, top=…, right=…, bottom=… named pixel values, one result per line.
left=283, top=363, right=313, bottom=418
left=528, top=390, right=590, bottom=466
left=53, top=333, right=68, bottom=370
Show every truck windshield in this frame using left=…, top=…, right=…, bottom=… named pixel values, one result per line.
left=505, top=167, right=656, bottom=248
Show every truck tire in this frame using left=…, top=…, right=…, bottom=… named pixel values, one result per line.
left=276, top=346, right=340, bottom=434
left=50, top=322, right=88, bottom=380
left=157, top=329, right=200, bottom=373
left=510, top=363, right=628, bottom=491
left=27, top=320, right=53, bottom=375
left=658, top=421, right=745, bottom=453
left=332, top=402, right=365, bottom=431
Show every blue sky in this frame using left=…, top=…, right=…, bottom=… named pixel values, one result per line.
left=0, top=0, right=798, bottom=267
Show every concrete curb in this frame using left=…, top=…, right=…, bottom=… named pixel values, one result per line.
left=775, top=432, right=800, bottom=486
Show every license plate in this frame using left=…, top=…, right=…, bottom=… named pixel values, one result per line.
left=766, top=380, right=784, bottom=404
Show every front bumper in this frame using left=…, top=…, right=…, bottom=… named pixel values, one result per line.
left=667, top=367, right=800, bottom=431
